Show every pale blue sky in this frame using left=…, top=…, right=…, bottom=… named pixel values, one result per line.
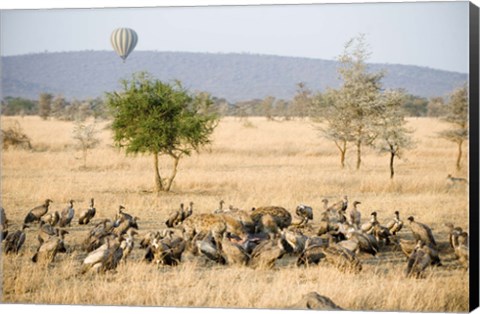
left=0, top=1, right=471, bottom=73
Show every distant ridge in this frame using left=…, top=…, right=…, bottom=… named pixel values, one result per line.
left=1, top=51, right=467, bottom=102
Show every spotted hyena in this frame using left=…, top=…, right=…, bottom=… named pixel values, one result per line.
left=251, top=206, right=292, bottom=233
left=182, top=213, right=227, bottom=244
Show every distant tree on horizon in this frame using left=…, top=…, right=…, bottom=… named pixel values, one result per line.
left=38, top=93, right=53, bottom=120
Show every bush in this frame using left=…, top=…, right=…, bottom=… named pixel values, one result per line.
left=1, top=121, right=32, bottom=150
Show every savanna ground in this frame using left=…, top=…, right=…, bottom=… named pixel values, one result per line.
left=0, top=116, right=470, bottom=312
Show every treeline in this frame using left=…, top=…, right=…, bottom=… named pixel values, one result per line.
left=1, top=89, right=449, bottom=120
left=1, top=94, right=108, bottom=120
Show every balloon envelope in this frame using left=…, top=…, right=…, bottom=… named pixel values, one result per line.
left=111, top=28, right=138, bottom=61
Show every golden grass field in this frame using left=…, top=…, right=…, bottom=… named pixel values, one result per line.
left=0, top=115, right=470, bottom=312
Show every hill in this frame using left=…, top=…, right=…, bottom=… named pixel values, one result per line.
left=1, top=51, right=467, bottom=102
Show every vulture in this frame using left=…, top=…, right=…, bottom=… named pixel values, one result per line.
left=295, top=204, right=314, bottom=226
left=115, top=205, right=138, bottom=229
left=347, top=230, right=378, bottom=257
left=296, top=237, right=328, bottom=266
left=112, top=215, right=139, bottom=237
left=32, top=230, right=69, bottom=263
left=214, top=200, right=225, bottom=214
left=445, top=223, right=467, bottom=250
left=140, top=231, right=159, bottom=249
left=165, top=203, right=185, bottom=228
left=407, top=216, right=437, bottom=248
left=328, top=195, right=349, bottom=213
left=1, top=207, right=8, bottom=240
left=405, top=241, right=432, bottom=278
left=220, top=232, right=250, bottom=266
left=322, top=243, right=362, bottom=274
left=120, top=228, right=138, bottom=263
left=195, top=231, right=226, bottom=265
left=81, top=237, right=124, bottom=274
left=4, top=224, right=29, bottom=254
left=348, top=201, right=362, bottom=229
left=248, top=238, right=286, bottom=269
left=59, top=200, right=75, bottom=227
left=78, top=198, right=96, bottom=225
left=281, top=229, right=308, bottom=254
left=39, top=221, right=58, bottom=241
left=337, top=239, right=360, bottom=253
left=361, top=211, right=378, bottom=234
left=386, top=211, right=403, bottom=236
left=454, top=233, right=469, bottom=270
left=24, top=199, right=53, bottom=224
left=372, top=223, right=392, bottom=246
left=41, top=211, right=60, bottom=227
left=82, top=219, right=115, bottom=253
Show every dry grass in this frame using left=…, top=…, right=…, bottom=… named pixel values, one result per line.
left=1, top=116, right=470, bottom=312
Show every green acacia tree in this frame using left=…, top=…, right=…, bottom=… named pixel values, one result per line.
left=106, top=72, right=219, bottom=193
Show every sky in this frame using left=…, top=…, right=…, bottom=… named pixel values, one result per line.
left=0, top=0, right=473, bottom=73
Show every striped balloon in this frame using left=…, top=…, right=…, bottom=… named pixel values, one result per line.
left=110, top=28, right=138, bottom=62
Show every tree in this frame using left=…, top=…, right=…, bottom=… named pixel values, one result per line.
left=261, top=96, right=276, bottom=120
left=51, top=95, right=68, bottom=119
left=438, top=85, right=468, bottom=171
left=38, top=93, right=53, bottom=120
left=336, top=34, right=384, bottom=170
left=374, top=90, right=414, bottom=179
left=106, top=72, right=219, bottom=193
left=402, top=94, right=428, bottom=117
left=1, top=97, right=38, bottom=116
left=290, top=82, right=313, bottom=119
left=427, top=97, right=446, bottom=117
left=274, top=99, right=292, bottom=121
left=72, top=120, right=100, bottom=169
left=311, top=89, right=353, bottom=168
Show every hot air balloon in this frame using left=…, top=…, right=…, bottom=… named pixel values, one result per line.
left=110, top=28, right=138, bottom=62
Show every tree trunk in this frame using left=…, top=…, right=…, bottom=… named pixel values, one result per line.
left=335, top=140, right=347, bottom=169
left=390, top=150, right=395, bottom=179
left=153, top=153, right=163, bottom=193
left=165, top=154, right=181, bottom=192
left=356, top=140, right=362, bottom=170
left=456, top=140, right=463, bottom=171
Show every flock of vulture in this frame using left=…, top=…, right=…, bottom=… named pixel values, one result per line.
left=0, top=195, right=469, bottom=281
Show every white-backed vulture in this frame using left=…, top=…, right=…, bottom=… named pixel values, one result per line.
left=24, top=199, right=53, bottom=224
left=407, top=216, right=437, bottom=248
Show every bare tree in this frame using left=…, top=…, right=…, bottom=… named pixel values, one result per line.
left=438, top=85, right=468, bottom=171
left=72, top=120, right=100, bottom=169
